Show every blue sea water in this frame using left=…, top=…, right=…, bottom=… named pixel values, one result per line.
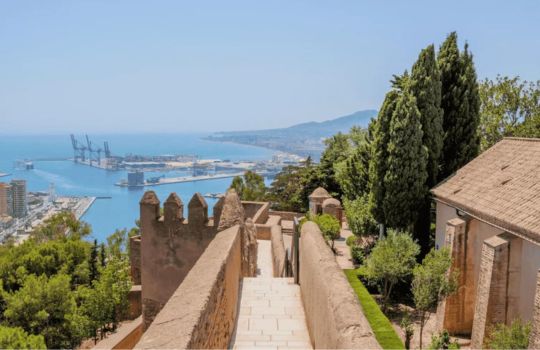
left=0, top=134, right=274, bottom=242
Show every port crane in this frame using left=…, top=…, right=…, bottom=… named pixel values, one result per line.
left=70, top=134, right=87, bottom=162
left=71, top=134, right=111, bottom=164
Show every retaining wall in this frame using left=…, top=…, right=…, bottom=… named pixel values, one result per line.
left=135, top=225, right=242, bottom=349
left=255, top=215, right=281, bottom=240
left=299, top=222, right=380, bottom=349
left=270, top=224, right=287, bottom=277
left=242, top=201, right=269, bottom=224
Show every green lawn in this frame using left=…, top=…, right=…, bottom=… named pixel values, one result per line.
left=344, top=269, right=405, bottom=350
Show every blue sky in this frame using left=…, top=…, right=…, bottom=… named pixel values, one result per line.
left=1, top=0, right=539, bottom=133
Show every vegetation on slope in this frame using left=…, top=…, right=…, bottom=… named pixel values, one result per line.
left=344, top=269, right=405, bottom=350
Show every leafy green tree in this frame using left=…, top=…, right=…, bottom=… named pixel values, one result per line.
left=412, top=248, right=457, bottom=349
left=383, top=86, right=428, bottom=230
left=343, top=196, right=378, bottom=237
left=230, top=170, right=267, bottom=201
left=361, top=230, right=419, bottom=307
left=230, top=176, right=245, bottom=197
left=267, top=159, right=323, bottom=212
left=479, top=75, right=540, bottom=149
left=319, top=132, right=351, bottom=196
left=486, top=319, right=531, bottom=349
left=31, top=211, right=91, bottom=242
left=334, top=127, right=373, bottom=201
left=0, top=326, right=46, bottom=349
left=438, top=32, right=480, bottom=181
left=3, top=274, right=83, bottom=349
left=370, top=89, right=400, bottom=226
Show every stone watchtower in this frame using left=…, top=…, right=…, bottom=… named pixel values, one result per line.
left=308, top=187, right=331, bottom=215
left=308, top=187, right=343, bottom=222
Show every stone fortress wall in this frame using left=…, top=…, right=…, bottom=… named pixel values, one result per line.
left=101, top=187, right=379, bottom=349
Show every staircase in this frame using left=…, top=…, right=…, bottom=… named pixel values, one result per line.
left=230, top=240, right=312, bottom=349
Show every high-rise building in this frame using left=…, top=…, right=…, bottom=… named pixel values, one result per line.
left=0, top=182, right=11, bottom=216
left=10, top=179, right=27, bottom=218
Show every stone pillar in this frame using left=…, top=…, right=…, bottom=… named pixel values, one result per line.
left=436, top=217, right=468, bottom=333
left=470, top=234, right=510, bottom=349
left=129, top=235, right=142, bottom=285
left=528, top=270, right=540, bottom=349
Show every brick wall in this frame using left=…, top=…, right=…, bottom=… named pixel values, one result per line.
left=470, top=234, right=510, bottom=348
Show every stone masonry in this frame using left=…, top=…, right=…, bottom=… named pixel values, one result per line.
left=470, top=234, right=510, bottom=348
left=529, top=270, right=540, bottom=349
left=139, top=191, right=223, bottom=329
left=436, top=218, right=471, bottom=334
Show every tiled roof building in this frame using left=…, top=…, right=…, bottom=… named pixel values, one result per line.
left=432, top=138, right=540, bottom=347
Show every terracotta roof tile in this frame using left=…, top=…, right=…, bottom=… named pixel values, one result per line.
left=432, top=138, right=540, bottom=242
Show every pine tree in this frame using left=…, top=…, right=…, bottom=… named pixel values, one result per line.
left=410, top=45, right=443, bottom=255
left=438, top=32, right=480, bottom=181
left=369, top=89, right=400, bottom=225
left=383, top=86, right=428, bottom=229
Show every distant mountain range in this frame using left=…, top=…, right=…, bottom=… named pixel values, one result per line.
left=205, top=109, right=378, bottom=159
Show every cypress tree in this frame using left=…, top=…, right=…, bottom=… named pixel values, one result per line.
left=89, top=239, right=99, bottom=281
left=410, top=45, right=443, bottom=255
left=99, top=243, right=106, bottom=268
left=369, top=89, right=400, bottom=225
left=438, top=32, right=480, bottom=181
left=410, top=45, right=443, bottom=188
left=383, top=86, right=428, bottom=229
left=460, top=44, right=481, bottom=162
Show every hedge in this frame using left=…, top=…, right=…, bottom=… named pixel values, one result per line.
left=344, top=269, right=405, bottom=349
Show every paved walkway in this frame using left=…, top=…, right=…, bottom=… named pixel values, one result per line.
left=230, top=240, right=312, bottom=349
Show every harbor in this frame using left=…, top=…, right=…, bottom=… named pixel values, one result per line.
left=115, top=172, right=247, bottom=187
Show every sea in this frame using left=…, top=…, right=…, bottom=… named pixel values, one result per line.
left=0, top=134, right=275, bottom=242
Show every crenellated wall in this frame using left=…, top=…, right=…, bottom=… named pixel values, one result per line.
left=135, top=224, right=242, bottom=349
left=139, top=191, right=220, bottom=330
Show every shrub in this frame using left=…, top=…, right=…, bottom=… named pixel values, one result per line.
left=362, top=230, right=419, bottom=307
left=350, top=244, right=364, bottom=265
left=346, top=234, right=357, bottom=246
left=313, top=213, right=341, bottom=250
left=429, top=330, right=460, bottom=349
left=485, top=319, right=531, bottom=349
left=344, top=196, right=379, bottom=237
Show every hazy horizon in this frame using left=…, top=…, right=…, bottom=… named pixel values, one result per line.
left=2, top=1, right=539, bottom=133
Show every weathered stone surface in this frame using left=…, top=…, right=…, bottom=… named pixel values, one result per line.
left=188, top=193, right=208, bottom=226
left=436, top=217, right=471, bottom=334
left=529, top=270, right=540, bottom=349
left=129, top=235, right=141, bottom=285
left=139, top=191, right=218, bottom=330
left=164, top=192, right=183, bottom=223
left=135, top=225, right=242, bottom=349
left=299, top=221, right=380, bottom=349
left=217, top=189, right=244, bottom=231
left=322, top=197, right=343, bottom=222
left=243, top=218, right=258, bottom=277
left=270, top=224, right=287, bottom=277
left=471, top=234, right=510, bottom=349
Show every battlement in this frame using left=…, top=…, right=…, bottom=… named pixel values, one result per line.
left=139, top=190, right=246, bottom=329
